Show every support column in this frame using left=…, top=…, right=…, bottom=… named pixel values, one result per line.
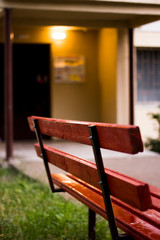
left=116, top=28, right=130, bottom=125
left=129, top=28, right=135, bottom=125
left=4, top=8, right=13, bottom=161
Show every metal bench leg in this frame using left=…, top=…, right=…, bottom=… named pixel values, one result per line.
left=88, top=208, right=96, bottom=240
left=33, top=119, right=64, bottom=193
left=89, top=125, right=133, bottom=240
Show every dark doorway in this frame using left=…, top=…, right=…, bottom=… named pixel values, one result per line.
left=0, top=43, right=50, bottom=140
left=13, top=44, right=50, bottom=139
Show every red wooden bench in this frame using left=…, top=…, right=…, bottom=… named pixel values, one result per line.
left=28, top=116, right=160, bottom=240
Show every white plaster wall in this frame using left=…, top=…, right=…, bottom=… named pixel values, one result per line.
left=134, top=21, right=160, bottom=142
left=135, top=31, right=160, bottom=48
left=134, top=104, right=159, bottom=142
left=116, top=28, right=130, bottom=124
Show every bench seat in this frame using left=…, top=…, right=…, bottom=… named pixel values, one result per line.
left=28, top=116, right=160, bottom=239
left=52, top=173, right=160, bottom=240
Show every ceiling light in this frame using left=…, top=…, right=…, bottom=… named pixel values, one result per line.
left=51, top=32, right=66, bottom=40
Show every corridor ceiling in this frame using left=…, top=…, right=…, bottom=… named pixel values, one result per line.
left=0, top=0, right=160, bottom=28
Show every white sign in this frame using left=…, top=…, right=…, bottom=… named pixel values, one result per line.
left=54, top=56, right=85, bottom=83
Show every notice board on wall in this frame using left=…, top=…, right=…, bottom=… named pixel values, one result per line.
left=54, top=56, right=85, bottom=83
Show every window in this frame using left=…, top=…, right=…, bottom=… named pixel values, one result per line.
left=137, top=49, right=160, bottom=103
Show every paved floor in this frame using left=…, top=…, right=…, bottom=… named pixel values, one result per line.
left=1, top=140, right=160, bottom=188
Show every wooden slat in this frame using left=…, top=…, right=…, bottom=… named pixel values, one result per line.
left=52, top=173, right=160, bottom=240
left=28, top=116, right=143, bottom=154
left=150, top=185, right=160, bottom=199
left=35, top=143, right=151, bottom=211
left=149, top=185, right=160, bottom=212
left=67, top=174, right=160, bottom=229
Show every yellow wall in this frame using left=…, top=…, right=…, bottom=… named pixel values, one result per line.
left=7, top=26, right=52, bottom=44
left=1, top=26, right=118, bottom=123
left=98, top=28, right=117, bottom=123
left=51, top=29, right=100, bottom=121
left=3, top=26, right=100, bottom=122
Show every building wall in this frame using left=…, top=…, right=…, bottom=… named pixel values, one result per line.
left=51, top=29, right=100, bottom=122
left=1, top=26, right=101, bottom=122
left=52, top=28, right=118, bottom=123
left=12, top=26, right=53, bottom=44
left=98, top=28, right=117, bottom=123
left=135, top=31, right=160, bottom=48
left=1, top=25, right=120, bottom=124
left=134, top=27, right=160, bottom=141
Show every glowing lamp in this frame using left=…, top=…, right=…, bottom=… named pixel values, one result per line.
left=51, top=32, right=66, bottom=40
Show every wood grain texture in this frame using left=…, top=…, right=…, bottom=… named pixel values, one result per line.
left=28, top=116, right=143, bottom=154
left=52, top=173, right=160, bottom=240
left=35, top=143, right=151, bottom=211
left=27, top=115, right=160, bottom=239
left=150, top=185, right=160, bottom=212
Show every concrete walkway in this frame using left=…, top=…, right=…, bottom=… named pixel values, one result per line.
left=1, top=140, right=160, bottom=188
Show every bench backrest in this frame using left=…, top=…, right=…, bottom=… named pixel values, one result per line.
left=28, top=116, right=152, bottom=211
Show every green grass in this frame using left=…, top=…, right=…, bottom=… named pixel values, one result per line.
left=0, top=166, right=111, bottom=240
